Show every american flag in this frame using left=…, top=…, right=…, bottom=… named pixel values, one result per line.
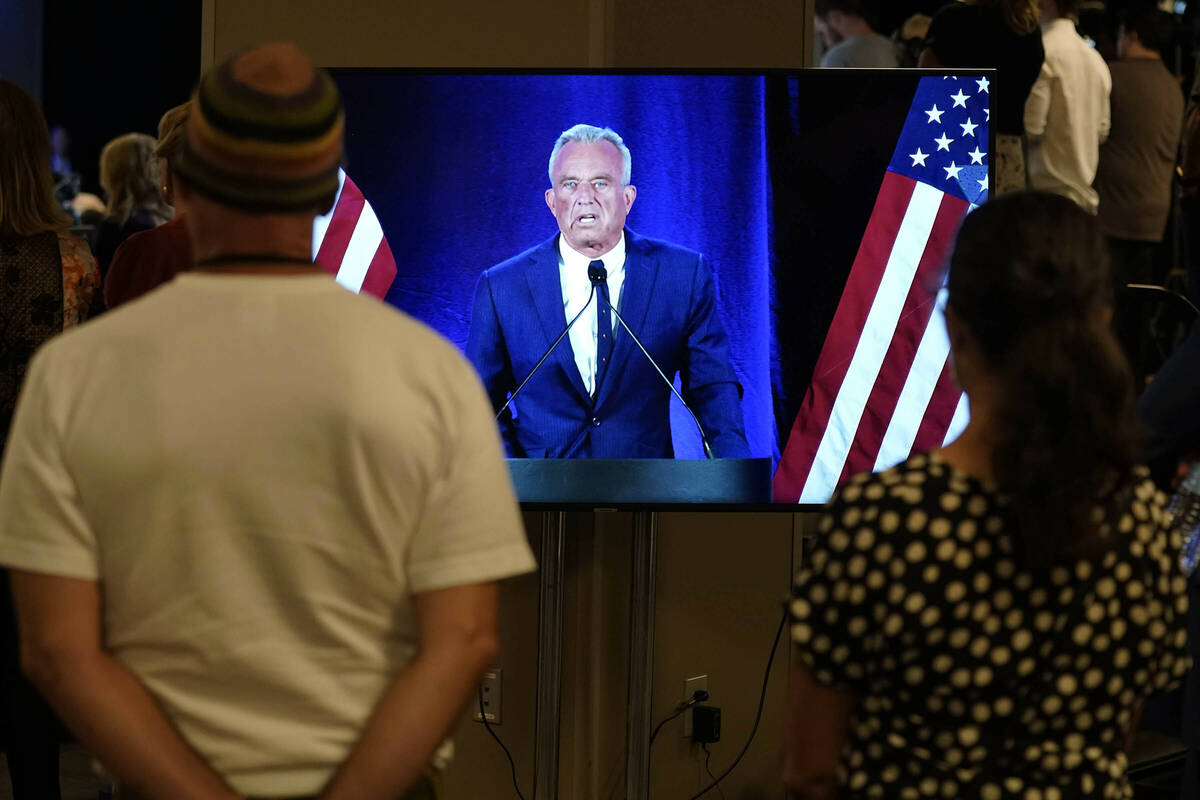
left=773, top=75, right=991, bottom=504
left=312, top=168, right=397, bottom=298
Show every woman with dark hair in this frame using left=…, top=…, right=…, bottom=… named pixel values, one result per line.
left=0, top=77, right=99, bottom=800
left=784, top=192, right=1189, bottom=800
left=920, top=0, right=1045, bottom=194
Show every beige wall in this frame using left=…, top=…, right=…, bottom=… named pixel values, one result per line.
left=650, top=513, right=796, bottom=798
left=440, top=510, right=802, bottom=800
left=202, top=0, right=812, bottom=69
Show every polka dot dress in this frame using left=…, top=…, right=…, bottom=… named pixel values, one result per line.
left=791, top=453, right=1190, bottom=800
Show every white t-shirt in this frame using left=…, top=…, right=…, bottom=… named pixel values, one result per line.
left=0, top=273, right=536, bottom=797
left=1024, top=18, right=1112, bottom=214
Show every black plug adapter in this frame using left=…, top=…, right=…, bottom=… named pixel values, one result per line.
left=691, top=704, right=721, bottom=744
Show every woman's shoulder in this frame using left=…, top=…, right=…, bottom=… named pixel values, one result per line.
left=56, top=230, right=97, bottom=272
left=1104, top=466, right=1172, bottom=534
left=838, top=452, right=984, bottom=506
left=57, top=230, right=99, bottom=328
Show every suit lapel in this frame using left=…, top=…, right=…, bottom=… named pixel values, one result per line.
left=596, top=230, right=657, bottom=406
left=525, top=236, right=591, bottom=405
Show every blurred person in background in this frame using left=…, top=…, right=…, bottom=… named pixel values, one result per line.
left=1024, top=0, right=1112, bottom=213
left=814, top=0, right=899, bottom=67
left=1095, top=1, right=1184, bottom=288
left=1181, top=51, right=1200, bottom=307
left=895, top=13, right=932, bottom=67
left=920, top=0, right=1046, bottom=194
left=93, top=132, right=173, bottom=294
left=103, top=102, right=193, bottom=310
left=49, top=125, right=72, bottom=176
left=47, top=124, right=82, bottom=219
left=0, top=77, right=100, bottom=800
left=1094, top=1, right=1185, bottom=382
left=784, top=191, right=1189, bottom=800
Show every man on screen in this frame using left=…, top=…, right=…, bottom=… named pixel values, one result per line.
left=467, top=124, right=749, bottom=459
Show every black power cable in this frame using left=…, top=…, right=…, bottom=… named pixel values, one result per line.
left=649, top=690, right=711, bottom=746
left=478, top=687, right=527, bottom=800
left=687, top=605, right=789, bottom=800
left=701, top=743, right=727, bottom=800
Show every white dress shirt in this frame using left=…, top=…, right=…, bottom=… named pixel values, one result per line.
left=1024, top=17, right=1112, bottom=214
left=558, top=233, right=626, bottom=397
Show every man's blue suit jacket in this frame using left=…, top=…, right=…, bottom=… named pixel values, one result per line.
left=466, top=229, right=750, bottom=459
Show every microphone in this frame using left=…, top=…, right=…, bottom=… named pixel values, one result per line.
left=495, top=283, right=596, bottom=422
left=588, top=264, right=716, bottom=459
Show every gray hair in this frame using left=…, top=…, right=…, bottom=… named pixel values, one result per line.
left=547, top=124, right=632, bottom=186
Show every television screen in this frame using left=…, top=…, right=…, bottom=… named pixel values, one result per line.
left=320, top=69, right=994, bottom=505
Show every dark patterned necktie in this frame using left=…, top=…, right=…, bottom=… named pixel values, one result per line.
left=590, top=259, right=613, bottom=394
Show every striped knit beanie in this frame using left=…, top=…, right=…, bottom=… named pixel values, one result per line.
left=174, top=42, right=343, bottom=213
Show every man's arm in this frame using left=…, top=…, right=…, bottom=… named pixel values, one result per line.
left=1095, top=55, right=1112, bottom=145
left=319, top=582, right=500, bottom=800
left=1024, top=65, right=1053, bottom=140
left=465, top=271, right=523, bottom=457
left=10, top=571, right=241, bottom=800
left=679, top=255, right=750, bottom=457
left=783, top=660, right=855, bottom=800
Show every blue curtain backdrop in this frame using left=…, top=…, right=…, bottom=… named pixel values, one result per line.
left=335, top=73, right=778, bottom=460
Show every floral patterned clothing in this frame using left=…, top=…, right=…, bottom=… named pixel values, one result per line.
left=0, top=230, right=98, bottom=442
left=58, top=230, right=99, bottom=327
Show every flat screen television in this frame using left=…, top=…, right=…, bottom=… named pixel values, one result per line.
left=320, top=68, right=995, bottom=507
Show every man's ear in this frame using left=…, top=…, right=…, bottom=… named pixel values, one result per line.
left=545, top=188, right=557, bottom=215
left=623, top=184, right=637, bottom=213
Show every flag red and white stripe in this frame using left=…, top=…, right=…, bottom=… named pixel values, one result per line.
left=773, top=74, right=993, bottom=504
left=772, top=172, right=970, bottom=504
left=312, top=169, right=397, bottom=299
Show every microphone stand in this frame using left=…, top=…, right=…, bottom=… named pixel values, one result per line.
left=588, top=265, right=715, bottom=459
left=495, top=284, right=596, bottom=422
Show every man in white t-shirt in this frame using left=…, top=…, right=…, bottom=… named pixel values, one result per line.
left=0, top=43, right=535, bottom=800
left=1024, top=0, right=1112, bottom=214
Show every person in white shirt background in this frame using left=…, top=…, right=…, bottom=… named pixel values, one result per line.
left=1024, top=0, right=1112, bottom=214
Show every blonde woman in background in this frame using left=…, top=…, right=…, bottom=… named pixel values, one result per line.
left=920, top=0, right=1046, bottom=194
left=0, top=77, right=99, bottom=800
left=103, top=103, right=194, bottom=310
left=93, top=132, right=173, bottom=293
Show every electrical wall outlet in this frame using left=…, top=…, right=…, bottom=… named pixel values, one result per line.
left=682, top=674, right=708, bottom=737
left=473, top=669, right=502, bottom=724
